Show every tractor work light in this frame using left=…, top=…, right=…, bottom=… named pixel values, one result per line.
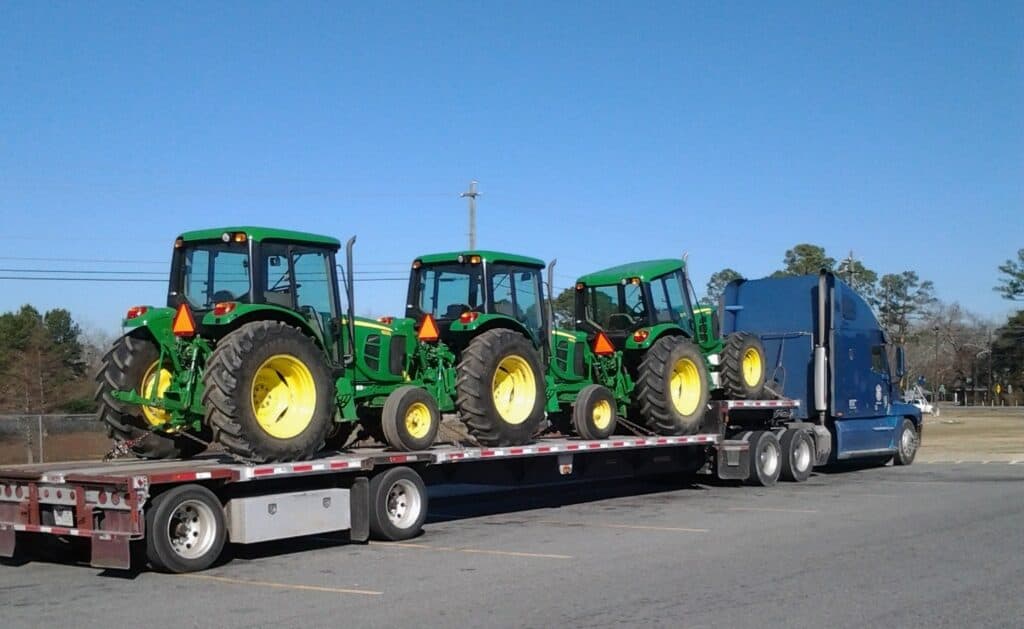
left=234, top=233, right=247, bottom=243
left=213, top=302, right=237, bottom=316
left=630, top=277, right=641, bottom=285
left=632, top=329, right=650, bottom=343
left=174, top=238, right=184, bottom=249
left=459, top=311, right=479, bottom=324
left=575, top=283, right=585, bottom=291
left=469, top=255, right=481, bottom=264
left=221, top=232, right=248, bottom=243
left=412, top=260, right=422, bottom=269
left=126, top=305, right=149, bottom=320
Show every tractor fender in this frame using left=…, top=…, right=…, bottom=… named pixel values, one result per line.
left=203, top=304, right=326, bottom=349
left=625, top=323, right=689, bottom=351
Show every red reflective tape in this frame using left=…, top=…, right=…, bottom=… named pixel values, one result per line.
left=51, top=527, right=70, bottom=535
left=633, top=439, right=647, bottom=446
left=291, top=464, right=313, bottom=473
left=588, top=443, right=602, bottom=449
left=329, top=461, right=350, bottom=470
left=612, top=441, right=626, bottom=447
left=509, top=448, right=524, bottom=455
left=253, top=468, right=276, bottom=476
left=448, top=452, right=465, bottom=459
left=537, top=446, right=551, bottom=453
left=481, top=450, right=497, bottom=457
left=657, top=438, right=669, bottom=444
left=566, top=444, right=580, bottom=450
left=389, top=455, right=409, bottom=464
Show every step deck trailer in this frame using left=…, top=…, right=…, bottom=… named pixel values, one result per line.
left=0, top=399, right=807, bottom=573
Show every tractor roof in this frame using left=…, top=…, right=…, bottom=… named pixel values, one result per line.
left=178, top=226, right=341, bottom=248
left=577, top=259, right=684, bottom=285
left=415, top=250, right=545, bottom=268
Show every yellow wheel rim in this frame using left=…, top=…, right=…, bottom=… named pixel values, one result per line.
left=139, top=361, right=173, bottom=427
left=742, top=348, right=763, bottom=387
left=491, top=355, right=537, bottom=425
left=405, top=402, right=432, bottom=440
left=669, top=357, right=702, bottom=416
left=591, top=399, right=612, bottom=431
left=250, top=354, right=317, bottom=439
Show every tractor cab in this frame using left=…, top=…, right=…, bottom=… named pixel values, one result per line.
left=573, top=259, right=707, bottom=349
left=406, top=251, right=547, bottom=347
left=168, top=227, right=344, bottom=358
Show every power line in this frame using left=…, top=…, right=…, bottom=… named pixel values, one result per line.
left=0, top=276, right=407, bottom=283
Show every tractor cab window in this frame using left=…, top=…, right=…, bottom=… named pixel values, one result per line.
left=259, top=243, right=337, bottom=318
left=180, top=243, right=250, bottom=309
left=410, top=263, right=484, bottom=320
left=489, top=265, right=543, bottom=337
left=650, top=271, right=689, bottom=324
left=293, top=250, right=335, bottom=318
left=583, top=283, right=646, bottom=332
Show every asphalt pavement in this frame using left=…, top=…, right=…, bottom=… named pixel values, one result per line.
left=2, top=462, right=1023, bottom=628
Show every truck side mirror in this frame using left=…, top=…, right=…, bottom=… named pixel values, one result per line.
left=896, top=347, right=906, bottom=378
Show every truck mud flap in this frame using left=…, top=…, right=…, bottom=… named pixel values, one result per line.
left=349, top=477, right=369, bottom=543
left=0, top=525, right=15, bottom=558
left=716, top=440, right=750, bottom=480
left=92, top=534, right=132, bottom=570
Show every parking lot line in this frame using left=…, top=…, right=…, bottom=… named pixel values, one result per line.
left=727, top=506, right=818, bottom=514
left=373, top=541, right=572, bottom=560
left=181, top=573, right=382, bottom=596
left=535, top=520, right=708, bottom=533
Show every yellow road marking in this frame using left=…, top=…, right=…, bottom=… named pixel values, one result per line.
left=727, top=507, right=818, bottom=514
left=536, top=519, right=708, bottom=533
left=374, top=541, right=571, bottom=560
left=181, top=573, right=382, bottom=596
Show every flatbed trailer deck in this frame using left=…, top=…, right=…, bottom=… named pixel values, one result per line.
left=0, top=399, right=806, bottom=572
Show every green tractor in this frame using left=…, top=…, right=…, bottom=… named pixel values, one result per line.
left=97, top=226, right=453, bottom=462
left=570, top=258, right=766, bottom=435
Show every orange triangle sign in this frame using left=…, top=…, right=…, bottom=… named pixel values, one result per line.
left=418, top=314, right=440, bottom=342
left=593, top=331, right=615, bottom=356
left=172, top=303, right=197, bottom=337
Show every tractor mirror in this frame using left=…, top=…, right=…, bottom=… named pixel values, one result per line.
left=896, top=347, right=906, bottom=378
left=269, top=256, right=281, bottom=267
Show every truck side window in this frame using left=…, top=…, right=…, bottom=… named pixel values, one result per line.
left=870, top=345, right=886, bottom=373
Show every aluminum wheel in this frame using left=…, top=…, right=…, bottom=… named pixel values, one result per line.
left=386, top=479, right=423, bottom=529
left=760, top=439, right=780, bottom=478
left=901, top=425, right=919, bottom=458
left=793, top=437, right=812, bottom=473
left=167, top=499, right=218, bottom=560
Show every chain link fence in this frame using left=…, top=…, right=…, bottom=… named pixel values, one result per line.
left=0, top=414, right=110, bottom=465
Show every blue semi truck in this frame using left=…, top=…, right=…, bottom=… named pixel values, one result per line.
left=722, top=271, right=922, bottom=468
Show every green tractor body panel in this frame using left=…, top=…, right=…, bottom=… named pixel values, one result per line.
left=624, top=322, right=685, bottom=351
left=202, top=303, right=325, bottom=345
left=178, top=226, right=341, bottom=247
left=414, top=250, right=545, bottom=268
left=576, top=258, right=684, bottom=285
left=122, top=306, right=175, bottom=339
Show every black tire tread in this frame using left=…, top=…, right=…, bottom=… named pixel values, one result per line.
left=635, top=336, right=709, bottom=435
left=719, top=332, right=767, bottom=399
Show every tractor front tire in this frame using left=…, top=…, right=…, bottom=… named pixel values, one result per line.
left=636, top=336, right=710, bottom=436
left=203, top=321, right=334, bottom=462
left=572, top=384, right=617, bottom=441
left=381, top=386, right=440, bottom=451
left=456, top=329, right=546, bottom=446
left=95, top=333, right=207, bottom=459
left=719, top=332, right=767, bottom=399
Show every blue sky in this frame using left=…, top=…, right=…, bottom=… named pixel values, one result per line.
left=1, top=1, right=1021, bottom=334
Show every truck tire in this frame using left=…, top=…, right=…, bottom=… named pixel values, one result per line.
left=145, top=484, right=226, bottom=573
left=719, top=332, right=766, bottom=399
left=368, top=466, right=427, bottom=541
left=456, top=329, right=546, bottom=446
left=636, top=336, right=710, bottom=435
left=572, top=384, right=617, bottom=440
left=893, top=418, right=919, bottom=466
left=381, top=386, right=440, bottom=451
left=779, top=428, right=814, bottom=482
left=95, top=332, right=207, bottom=459
left=203, top=321, right=335, bottom=462
left=746, top=430, right=781, bottom=486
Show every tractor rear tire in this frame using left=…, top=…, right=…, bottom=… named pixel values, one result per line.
left=95, top=332, right=207, bottom=460
left=203, top=321, right=334, bottom=462
left=456, top=329, right=546, bottom=446
left=381, top=386, right=440, bottom=451
left=572, top=384, right=617, bottom=440
left=636, top=336, right=710, bottom=436
left=719, top=332, right=766, bottom=399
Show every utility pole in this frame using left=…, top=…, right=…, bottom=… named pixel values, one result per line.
left=461, top=180, right=479, bottom=250
left=844, top=250, right=855, bottom=284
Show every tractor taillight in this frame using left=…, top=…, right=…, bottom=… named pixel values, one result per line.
left=378, top=316, right=395, bottom=325
left=459, top=311, right=479, bottom=324
left=126, top=306, right=149, bottom=320
left=632, top=329, right=650, bottom=343
left=213, top=302, right=236, bottom=316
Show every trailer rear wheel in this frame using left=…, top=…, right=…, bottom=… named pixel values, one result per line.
left=572, top=384, right=618, bottom=440
left=381, top=386, right=440, bottom=451
left=719, top=333, right=766, bottom=399
left=636, top=336, right=710, bottom=435
left=368, top=467, right=427, bottom=541
left=145, top=484, right=226, bottom=573
left=893, top=418, right=919, bottom=466
left=746, top=430, right=781, bottom=487
left=779, top=428, right=814, bottom=482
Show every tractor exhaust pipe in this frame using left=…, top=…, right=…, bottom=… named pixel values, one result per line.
left=546, top=259, right=557, bottom=356
left=345, top=236, right=357, bottom=358
left=814, top=271, right=828, bottom=423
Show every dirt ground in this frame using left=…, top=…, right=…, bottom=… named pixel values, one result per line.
left=1, top=405, right=1021, bottom=466
left=917, top=405, right=1024, bottom=462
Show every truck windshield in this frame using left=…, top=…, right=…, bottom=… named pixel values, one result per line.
left=178, top=242, right=251, bottom=309
left=409, top=263, right=484, bottom=319
left=583, top=283, right=646, bottom=331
